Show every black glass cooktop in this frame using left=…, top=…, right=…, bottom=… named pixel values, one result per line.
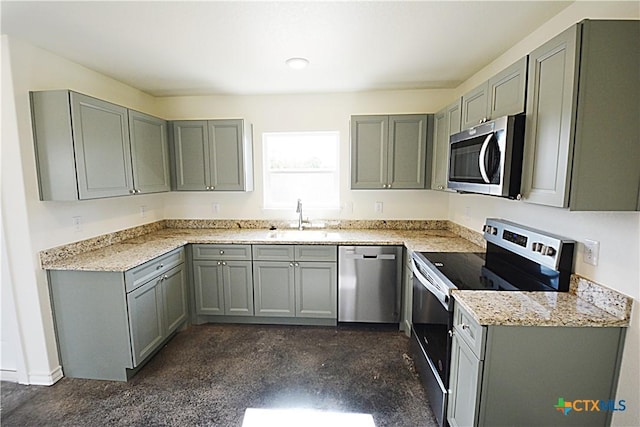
left=420, top=243, right=568, bottom=292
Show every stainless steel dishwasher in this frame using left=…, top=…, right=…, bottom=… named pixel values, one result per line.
left=338, top=246, right=403, bottom=323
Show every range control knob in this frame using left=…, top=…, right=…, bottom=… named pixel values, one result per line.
left=483, top=225, right=498, bottom=235
left=544, top=246, right=557, bottom=257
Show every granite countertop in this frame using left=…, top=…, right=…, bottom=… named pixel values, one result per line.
left=453, top=289, right=630, bottom=328
left=41, top=222, right=631, bottom=328
left=41, top=228, right=483, bottom=272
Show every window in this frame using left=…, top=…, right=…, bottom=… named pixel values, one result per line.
left=263, top=131, right=340, bottom=210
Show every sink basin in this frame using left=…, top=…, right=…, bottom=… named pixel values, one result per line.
left=266, top=229, right=340, bottom=241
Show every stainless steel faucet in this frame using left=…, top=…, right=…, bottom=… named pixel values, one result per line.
left=296, top=199, right=303, bottom=230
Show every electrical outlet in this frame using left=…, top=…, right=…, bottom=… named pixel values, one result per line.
left=374, top=201, right=383, bottom=213
left=584, top=239, right=600, bottom=266
left=212, top=203, right=220, bottom=214
left=140, top=205, right=147, bottom=218
left=72, top=216, right=82, bottom=232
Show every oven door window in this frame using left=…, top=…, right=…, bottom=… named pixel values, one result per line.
left=449, top=132, right=501, bottom=184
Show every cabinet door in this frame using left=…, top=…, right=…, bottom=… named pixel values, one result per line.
left=447, top=99, right=462, bottom=135
left=128, top=110, right=170, bottom=194
left=171, top=121, right=210, bottom=190
left=162, top=265, right=187, bottom=335
left=388, top=115, right=429, bottom=189
left=350, top=115, right=388, bottom=189
left=521, top=25, right=579, bottom=208
left=253, top=261, right=295, bottom=317
left=70, top=92, right=134, bottom=199
left=127, top=277, right=165, bottom=367
left=431, top=109, right=448, bottom=191
left=487, top=57, right=528, bottom=119
left=208, top=119, right=246, bottom=191
left=460, top=82, right=489, bottom=130
left=223, top=261, right=254, bottom=316
left=295, top=262, right=337, bottom=319
left=192, top=260, right=225, bottom=315
left=448, top=333, right=483, bottom=427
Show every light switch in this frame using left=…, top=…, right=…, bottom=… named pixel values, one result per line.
left=374, top=202, right=383, bottom=213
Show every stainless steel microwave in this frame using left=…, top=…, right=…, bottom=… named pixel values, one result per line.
left=448, top=114, right=525, bottom=198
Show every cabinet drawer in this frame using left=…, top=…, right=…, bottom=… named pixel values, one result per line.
left=125, top=248, right=184, bottom=293
left=294, top=245, right=337, bottom=262
left=453, top=303, right=486, bottom=360
left=192, top=244, right=252, bottom=260
left=252, top=245, right=295, bottom=261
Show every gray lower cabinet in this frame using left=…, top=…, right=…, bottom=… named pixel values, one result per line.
left=252, top=245, right=337, bottom=320
left=350, top=114, right=432, bottom=189
left=48, top=248, right=186, bottom=381
left=431, top=99, right=462, bottom=191
left=192, top=244, right=254, bottom=316
left=448, top=303, right=625, bottom=426
left=30, top=90, right=170, bottom=200
left=521, top=20, right=640, bottom=210
left=253, top=261, right=296, bottom=317
left=400, top=249, right=413, bottom=336
left=170, top=119, right=254, bottom=192
left=460, top=56, right=527, bottom=130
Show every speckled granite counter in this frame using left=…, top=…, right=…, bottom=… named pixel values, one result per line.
left=453, top=279, right=632, bottom=328
left=40, top=227, right=483, bottom=272
left=40, top=219, right=631, bottom=328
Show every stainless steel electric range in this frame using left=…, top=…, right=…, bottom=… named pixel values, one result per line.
left=410, top=218, right=575, bottom=427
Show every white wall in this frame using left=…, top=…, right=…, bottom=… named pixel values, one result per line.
left=445, top=2, right=640, bottom=425
left=1, top=36, right=166, bottom=383
left=160, top=91, right=452, bottom=222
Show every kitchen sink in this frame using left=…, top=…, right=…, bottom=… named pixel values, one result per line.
left=266, top=229, right=341, bottom=241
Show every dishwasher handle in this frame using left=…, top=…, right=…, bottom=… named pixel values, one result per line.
left=343, top=253, right=396, bottom=260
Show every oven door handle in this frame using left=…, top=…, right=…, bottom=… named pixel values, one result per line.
left=412, top=259, right=449, bottom=305
left=478, top=134, right=493, bottom=184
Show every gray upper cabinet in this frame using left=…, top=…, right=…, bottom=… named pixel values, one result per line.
left=171, top=119, right=254, bottom=192
left=128, top=110, right=171, bottom=194
left=30, top=90, right=171, bottom=200
left=460, top=57, right=527, bottom=130
left=431, top=99, right=462, bottom=191
left=351, top=114, right=432, bottom=189
left=521, top=20, right=640, bottom=210
left=460, top=83, right=489, bottom=130
left=486, top=56, right=528, bottom=119
left=31, top=91, right=133, bottom=200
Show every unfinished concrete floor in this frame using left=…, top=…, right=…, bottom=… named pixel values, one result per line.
left=1, top=324, right=437, bottom=426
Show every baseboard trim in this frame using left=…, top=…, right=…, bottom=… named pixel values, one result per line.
left=27, top=365, right=63, bottom=385
left=0, top=369, right=19, bottom=383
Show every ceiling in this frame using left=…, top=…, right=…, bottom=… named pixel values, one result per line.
left=1, top=1, right=573, bottom=97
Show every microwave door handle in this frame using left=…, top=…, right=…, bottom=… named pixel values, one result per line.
left=478, top=134, right=492, bottom=183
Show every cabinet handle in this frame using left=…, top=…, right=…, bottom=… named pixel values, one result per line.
left=222, top=261, right=227, bottom=266
left=217, top=261, right=222, bottom=266
left=294, top=262, right=299, bottom=267
left=220, top=250, right=224, bottom=255
left=448, top=329, right=454, bottom=337
left=289, top=262, right=294, bottom=267
left=438, top=185, right=444, bottom=190
left=461, top=323, right=470, bottom=330
left=129, top=189, right=135, bottom=194
left=162, top=275, right=168, bottom=280
left=387, top=183, right=391, bottom=189
left=157, top=263, right=164, bottom=269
